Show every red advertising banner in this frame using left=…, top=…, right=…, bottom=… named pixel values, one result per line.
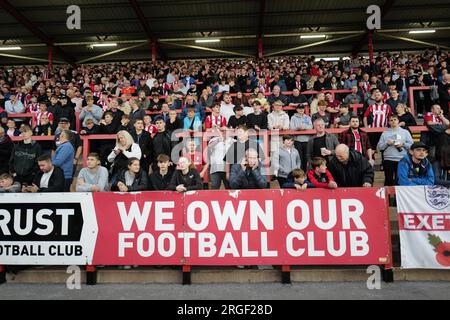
left=91, top=188, right=391, bottom=266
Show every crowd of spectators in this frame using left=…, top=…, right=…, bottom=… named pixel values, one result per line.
left=1, top=48, right=450, bottom=193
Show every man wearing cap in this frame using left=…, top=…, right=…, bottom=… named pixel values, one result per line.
left=397, top=142, right=435, bottom=186
left=59, top=95, right=76, bottom=130
left=290, top=104, right=313, bottom=171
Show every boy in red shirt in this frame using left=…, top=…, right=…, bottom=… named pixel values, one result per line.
left=307, top=157, right=338, bottom=189
left=205, top=103, right=227, bottom=131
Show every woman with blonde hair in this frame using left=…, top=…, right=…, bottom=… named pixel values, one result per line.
left=396, top=103, right=416, bottom=129
left=107, top=130, right=142, bottom=179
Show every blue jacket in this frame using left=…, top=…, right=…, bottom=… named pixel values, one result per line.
left=183, top=115, right=203, bottom=132
left=397, top=155, right=434, bottom=186
left=52, top=141, right=75, bottom=179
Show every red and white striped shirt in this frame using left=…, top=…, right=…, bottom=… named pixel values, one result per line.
left=382, top=91, right=389, bottom=103
left=424, top=112, right=443, bottom=124
left=364, top=103, right=392, bottom=128
left=17, top=93, right=31, bottom=105
left=205, top=114, right=227, bottom=129
left=36, top=111, right=54, bottom=126
left=27, top=103, right=40, bottom=113
left=352, top=129, right=362, bottom=153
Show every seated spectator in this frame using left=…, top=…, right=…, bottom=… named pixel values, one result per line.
left=182, top=94, right=204, bottom=121
left=0, top=126, right=13, bottom=174
left=33, top=113, right=53, bottom=136
left=80, top=96, right=103, bottom=127
left=338, top=116, right=374, bottom=165
left=53, top=118, right=82, bottom=172
left=6, top=119, right=20, bottom=137
left=148, top=154, right=174, bottom=191
left=137, top=90, right=150, bottom=110
left=168, top=156, right=203, bottom=192
left=228, top=105, right=247, bottom=129
left=254, top=91, right=269, bottom=111
left=327, top=144, right=374, bottom=187
left=386, top=89, right=403, bottom=111
left=306, top=118, right=339, bottom=166
left=98, top=111, right=119, bottom=135
left=148, top=93, right=163, bottom=111
left=311, top=100, right=331, bottom=128
left=36, top=101, right=54, bottom=126
left=76, top=153, right=109, bottom=192
left=205, top=103, right=227, bottom=131
left=22, top=154, right=65, bottom=193
left=143, top=115, right=157, bottom=136
left=0, top=173, right=21, bottom=193
left=307, top=157, right=338, bottom=189
left=5, top=94, right=25, bottom=125
left=398, top=142, right=434, bottom=186
left=52, top=129, right=75, bottom=191
left=288, top=88, right=308, bottom=109
left=246, top=101, right=268, bottom=130
left=59, top=95, right=76, bottom=130
left=273, top=135, right=301, bottom=187
left=309, top=92, right=326, bottom=115
left=282, top=169, right=314, bottom=190
left=268, top=100, right=289, bottom=131
left=396, top=103, right=417, bottom=129
left=112, top=157, right=148, bottom=192
left=208, top=129, right=234, bottom=190
left=229, top=148, right=266, bottom=190
left=158, top=103, right=170, bottom=123
left=183, top=106, right=202, bottom=133
left=108, top=130, right=142, bottom=179
left=377, top=115, right=414, bottom=186
left=333, top=104, right=353, bottom=128
left=9, top=124, right=42, bottom=184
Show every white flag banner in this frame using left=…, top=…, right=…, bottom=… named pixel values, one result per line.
left=395, top=186, right=450, bottom=269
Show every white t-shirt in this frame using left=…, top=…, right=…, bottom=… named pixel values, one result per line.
left=40, top=168, right=54, bottom=189
left=220, top=101, right=236, bottom=122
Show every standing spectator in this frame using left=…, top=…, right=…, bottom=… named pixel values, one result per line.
left=80, top=96, right=103, bottom=127
left=424, top=104, right=450, bottom=155
left=437, top=74, right=450, bottom=115
left=183, top=105, right=202, bottom=133
left=338, top=116, right=374, bottom=164
left=224, top=125, right=265, bottom=166
left=76, top=153, right=109, bottom=192
left=289, top=104, right=312, bottom=171
left=205, top=103, right=227, bottom=131
left=327, top=144, right=374, bottom=187
left=377, top=115, right=414, bottom=186
left=59, top=95, right=76, bottom=130
left=168, top=156, right=203, bottom=192
left=9, top=124, right=41, bottom=184
left=220, top=92, right=235, bottom=122
left=311, top=100, right=331, bottom=128
left=288, top=88, right=308, bottom=109
left=343, top=85, right=362, bottom=105
left=0, top=126, right=13, bottom=174
left=152, top=117, right=174, bottom=170
left=0, top=173, right=21, bottom=193
left=398, top=142, right=434, bottom=186
left=131, top=119, right=152, bottom=173
left=307, top=157, right=338, bottom=189
left=182, top=138, right=208, bottom=180
left=268, top=100, right=290, bottom=131
left=228, top=106, right=247, bottom=129
left=129, top=100, right=146, bottom=125
left=22, top=154, right=65, bottom=193
left=208, top=129, right=234, bottom=190
left=273, top=135, right=301, bottom=187
left=4, top=94, right=25, bottom=125
left=33, top=114, right=54, bottom=155
left=54, top=118, right=83, bottom=172
left=112, top=157, right=148, bottom=192
left=117, top=114, right=134, bottom=132
left=148, top=154, right=174, bottom=191
left=306, top=118, right=339, bottom=166
left=363, top=91, right=393, bottom=149
left=246, top=101, right=268, bottom=130
left=47, top=95, right=63, bottom=125
left=229, top=148, right=266, bottom=190
left=108, top=130, right=142, bottom=180
left=166, top=108, right=183, bottom=133
left=52, top=130, right=75, bottom=191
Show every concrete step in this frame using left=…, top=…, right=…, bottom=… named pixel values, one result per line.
left=4, top=267, right=449, bottom=284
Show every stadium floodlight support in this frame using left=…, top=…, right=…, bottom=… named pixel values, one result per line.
left=378, top=33, right=450, bottom=50
left=159, top=41, right=253, bottom=58
left=77, top=42, right=148, bottom=64
left=265, top=34, right=361, bottom=57
left=409, top=29, right=436, bottom=34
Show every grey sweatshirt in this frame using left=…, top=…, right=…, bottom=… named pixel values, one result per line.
left=274, top=146, right=302, bottom=178
left=377, top=127, right=413, bottom=162
left=289, top=113, right=313, bottom=142
left=76, top=166, right=109, bottom=192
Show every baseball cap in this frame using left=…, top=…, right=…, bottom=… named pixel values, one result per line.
left=410, top=142, right=429, bottom=150
left=59, top=117, right=70, bottom=123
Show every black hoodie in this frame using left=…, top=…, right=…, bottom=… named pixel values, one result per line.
left=9, top=140, right=42, bottom=177
left=0, top=135, right=13, bottom=174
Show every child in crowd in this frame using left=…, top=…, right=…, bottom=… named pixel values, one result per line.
left=307, top=157, right=338, bottom=189
left=282, top=168, right=314, bottom=190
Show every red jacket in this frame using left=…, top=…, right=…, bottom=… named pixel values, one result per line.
left=307, top=169, right=335, bottom=188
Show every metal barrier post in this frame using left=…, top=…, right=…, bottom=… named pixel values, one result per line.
left=86, top=265, right=97, bottom=285
left=281, top=265, right=291, bottom=284
left=381, top=187, right=394, bottom=283
left=0, top=265, right=6, bottom=284
left=182, top=265, right=191, bottom=285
